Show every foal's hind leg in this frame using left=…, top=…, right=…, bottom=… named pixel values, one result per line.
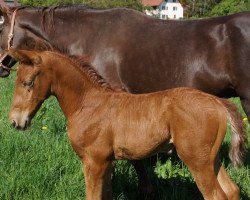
left=186, top=161, right=227, bottom=200
left=174, top=133, right=227, bottom=199
left=215, top=156, right=240, bottom=200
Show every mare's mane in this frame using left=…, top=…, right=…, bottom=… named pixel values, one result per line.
left=9, top=4, right=94, bottom=12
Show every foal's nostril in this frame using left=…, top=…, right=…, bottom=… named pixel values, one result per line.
left=24, top=119, right=30, bottom=130
left=12, top=120, right=17, bottom=128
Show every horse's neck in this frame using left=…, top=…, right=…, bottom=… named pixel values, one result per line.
left=16, top=10, right=52, bottom=49
left=50, top=56, right=102, bottom=118
left=18, top=9, right=93, bottom=55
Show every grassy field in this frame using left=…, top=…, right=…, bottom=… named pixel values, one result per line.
left=0, top=71, right=249, bottom=200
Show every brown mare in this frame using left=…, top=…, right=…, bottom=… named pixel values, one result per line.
left=9, top=49, right=247, bottom=200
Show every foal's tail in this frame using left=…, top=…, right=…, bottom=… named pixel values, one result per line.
left=221, top=99, right=248, bottom=168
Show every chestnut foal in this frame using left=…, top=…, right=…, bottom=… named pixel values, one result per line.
left=9, top=50, right=247, bottom=200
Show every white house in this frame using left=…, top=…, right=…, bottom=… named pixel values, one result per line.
left=159, top=0, right=184, bottom=19
left=4, top=0, right=16, bottom=6
left=142, top=0, right=184, bottom=20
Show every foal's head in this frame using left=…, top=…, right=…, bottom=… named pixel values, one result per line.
left=9, top=50, right=52, bottom=130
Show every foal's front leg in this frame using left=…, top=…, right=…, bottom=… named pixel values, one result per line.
left=82, top=156, right=112, bottom=200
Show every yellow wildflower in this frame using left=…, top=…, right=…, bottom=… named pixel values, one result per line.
left=243, top=118, right=248, bottom=122
left=41, top=126, right=48, bottom=130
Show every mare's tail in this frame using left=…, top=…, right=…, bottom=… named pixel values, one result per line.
left=221, top=99, right=248, bottom=168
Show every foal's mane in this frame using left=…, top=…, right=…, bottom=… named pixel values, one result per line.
left=73, top=56, right=116, bottom=92
left=49, top=52, right=118, bottom=92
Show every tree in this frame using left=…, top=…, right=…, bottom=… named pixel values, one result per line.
left=209, top=0, right=249, bottom=16
left=183, top=0, right=220, bottom=17
left=181, top=0, right=249, bottom=18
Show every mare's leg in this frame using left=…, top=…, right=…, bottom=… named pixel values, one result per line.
left=236, top=86, right=250, bottom=122
left=131, top=160, right=154, bottom=199
left=82, top=157, right=112, bottom=200
left=215, top=156, right=240, bottom=200
left=240, top=97, right=250, bottom=122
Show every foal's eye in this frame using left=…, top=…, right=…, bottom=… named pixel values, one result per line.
left=23, top=80, right=34, bottom=88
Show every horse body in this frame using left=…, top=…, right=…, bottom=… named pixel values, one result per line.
left=9, top=50, right=247, bottom=200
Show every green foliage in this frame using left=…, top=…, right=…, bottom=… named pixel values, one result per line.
left=19, top=0, right=85, bottom=6
left=84, top=0, right=144, bottom=11
left=210, top=0, right=249, bottom=16
left=182, top=0, right=249, bottom=18
left=184, top=0, right=219, bottom=18
left=19, top=0, right=144, bottom=11
left=154, top=158, right=190, bottom=179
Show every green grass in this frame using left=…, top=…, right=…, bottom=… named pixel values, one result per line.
left=0, top=72, right=249, bottom=200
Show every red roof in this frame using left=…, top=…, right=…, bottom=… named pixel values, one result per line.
left=141, top=0, right=185, bottom=7
left=141, top=0, right=163, bottom=6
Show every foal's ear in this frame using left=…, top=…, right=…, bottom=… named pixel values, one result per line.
left=0, top=1, right=12, bottom=22
left=9, top=49, right=42, bottom=65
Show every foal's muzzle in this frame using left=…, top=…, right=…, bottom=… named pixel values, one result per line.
left=9, top=111, right=31, bottom=131
left=11, top=118, right=30, bottom=130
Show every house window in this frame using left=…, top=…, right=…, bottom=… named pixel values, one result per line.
left=173, top=0, right=176, bottom=2
left=162, top=6, right=165, bottom=10
left=162, top=15, right=166, bottom=19
left=173, top=6, right=177, bottom=11
left=174, top=15, right=176, bottom=19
